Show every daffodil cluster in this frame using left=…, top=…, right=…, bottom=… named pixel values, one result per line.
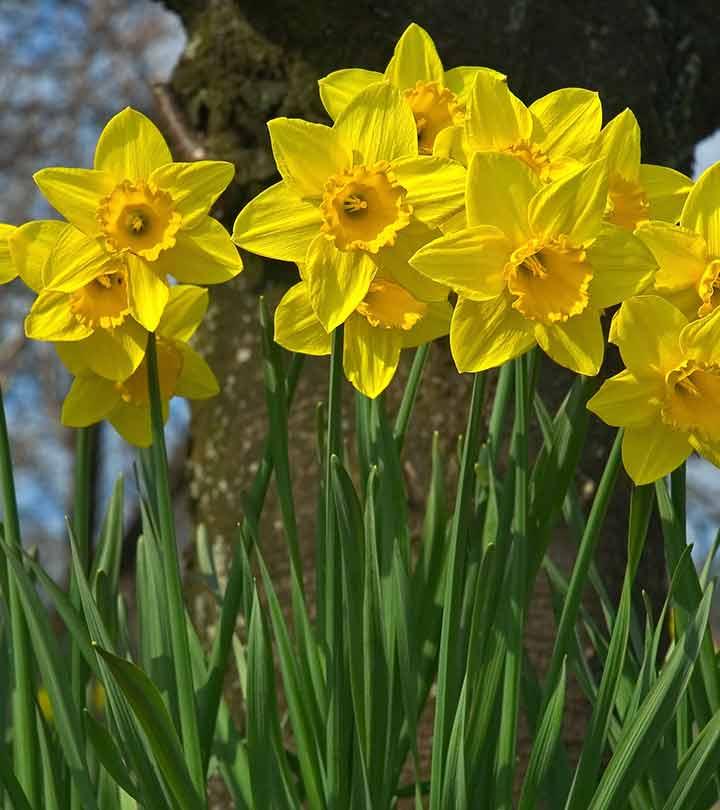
left=5, top=108, right=242, bottom=446
left=232, top=22, right=720, bottom=485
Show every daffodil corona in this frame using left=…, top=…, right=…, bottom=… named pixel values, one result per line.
left=410, top=153, right=657, bottom=374
left=33, top=107, right=243, bottom=332
left=233, top=81, right=465, bottom=333
left=588, top=296, right=720, bottom=484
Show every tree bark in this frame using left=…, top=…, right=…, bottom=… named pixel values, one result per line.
left=158, top=2, right=720, bottom=805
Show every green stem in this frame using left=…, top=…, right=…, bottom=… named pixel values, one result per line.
left=488, top=362, right=513, bottom=464
left=324, top=327, right=345, bottom=809
left=393, top=343, right=429, bottom=452
left=0, top=383, right=40, bottom=807
left=70, top=425, right=95, bottom=810
left=146, top=333, right=205, bottom=801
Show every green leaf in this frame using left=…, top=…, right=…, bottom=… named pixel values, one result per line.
left=0, top=746, right=33, bottom=810
left=83, top=709, right=138, bottom=800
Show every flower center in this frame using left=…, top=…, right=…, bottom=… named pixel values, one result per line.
left=69, top=269, right=130, bottom=329
left=355, top=280, right=428, bottom=330
left=115, top=338, right=182, bottom=406
left=320, top=162, right=412, bottom=253
left=403, top=80, right=465, bottom=155
left=662, top=360, right=720, bottom=441
left=503, top=140, right=551, bottom=176
left=605, top=175, right=650, bottom=230
left=97, top=180, right=182, bottom=261
left=505, top=236, right=592, bottom=323
left=697, top=259, right=720, bottom=317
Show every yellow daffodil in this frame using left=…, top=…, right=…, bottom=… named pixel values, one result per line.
left=434, top=72, right=601, bottom=184
left=11, top=221, right=147, bottom=381
left=37, top=688, right=53, bottom=724
left=0, top=223, right=17, bottom=284
left=587, top=295, right=720, bottom=484
left=274, top=276, right=451, bottom=398
left=61, top=285, right=218, bottom=446
left=590, top=108, right=692, bottom=230
left=33, top=107, right=242, bottom=332
left=635, top=160, right=720, bottom=319
left=233, top=81, right=465, bottom=332
left=410, top=153, right=657, bottom=375
left=318, top=22, right=503, bottom=155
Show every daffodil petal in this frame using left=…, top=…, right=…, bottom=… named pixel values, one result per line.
left=305, top=235, right=376, bottom=332
left=34, top=168, right=114, bottom=236
left=384, top=23, right=444, bottom=89
left=108, top=404, right=153, bottom=448
left=609, top=295, right=686, bottom=379
left=587, top=370, right=663, bottom=428
left=274, top=282, right=331, bottom=356
left=450, top=294, right=534, bottom=372
left=640, top=164, right=692, bottom=223
left=375, top=219, right=449, bottom=302
left=534, top=308, right=604, bottom=375
left=55, top=343, right=88, bottom=376
left=334, top=82, right=418, bottom=165
left=591, top=108, right=641, bottom=181
left=319, top=68, right=384, bottom=120
left=9, top=220, right=65, bottom=292
left=689, top=436, right=720, bottom=470
left=126, top=255, right=169, bottom=332
left=622, top=421, right=692, bottom=485
left=343, top=314, right=402, bottom=398
left=0, top=224, right=16, bottom=284
left=466, top=152, right=538, bottom=243
left=25, top=291, right=92, bottom=341
left=62, top=375, right=119, bottom=427
left=409, top=225, right=511, bottom=301
left=402, top=299, right=451, bottom=348
left=156, top=218, right=242, bottom=284
left=635, top=221, right=706, bottom=292
left=94, top=107, right=172, bottom=182
left=392, top=156, right=466, bottom=228
left=679, top=306, right=720, bottom=366
left=528, top=159, right=607, bottom=245
left=680, top=161, right=720, bottom=256
left=175, top=343, right=219, bottom=399
left=443, top=66, right=505, bottom=101
left=157, top=285, right=208, bottom=341
left=529, top=87, right=601, bottom=162
left=466, top=72, right=533, bottom=152
left=432, top=125, right=469, bottom=166
left=150, top=160, right=235, bottom=228
left=232, top=181, right=321, bottom=262
left=267, top=118, right=351, bottom=198
left=44, top=229, right=113, bottom=292
left=587, top=223, right=657, bottom=308
left=83, top=321, right=148, bottom=381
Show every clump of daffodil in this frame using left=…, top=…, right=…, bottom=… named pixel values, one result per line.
left=11, top=220, right=146, bottom=381
left=410, top=153, right=657, bottom=375
left=233, top=81, right=465, bottom=333
left=434, top=71, right=601, bottom=184
left=318, top=22, right=504, bottom=155
left=61, top=285, right=218, bottom=446
left=274, top=273, right=451, bottom=398
left=0, top=223, right=17, bottom=285
left=590, top=108, right=692, bottom=230
left=33, top=107, right=242, bottom=332
left=588, top=295, right=720, bottom=484
left=635, top=160, right=720, bottom=320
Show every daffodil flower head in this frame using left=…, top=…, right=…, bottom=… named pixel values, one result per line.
left=410, top=153, right=657, bottom=375
left=434, top=72, right=603, bottom=185
left=636, top=160, right=720, bottom=320
left=61, top=285, right=219, bottom=447
left=33, top=107, right=243, bottom=332
left=318, top=23, right=503, bottom=155
left=0, top=223, right=17, bottom=285
left=274, top=275, right=451, bottom=398
left=11, top=221, right=147, bottom=381
left=233, top=81, right=465, bottom=333
left=587, top=295, right=720, bottom=484
left=590, top=108, right=692, bottom=230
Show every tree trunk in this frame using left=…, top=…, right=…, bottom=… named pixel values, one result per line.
left=158, top=2, right=719, bottom=805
